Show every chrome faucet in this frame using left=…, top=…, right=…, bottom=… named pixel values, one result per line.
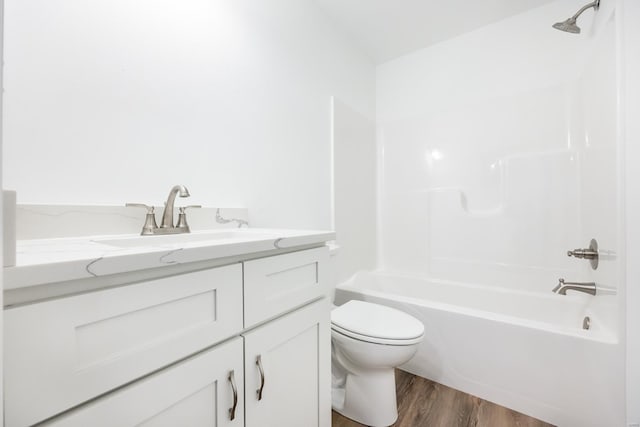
left=160, top=185, right=190, bottom=229
left=552, top=278, right=597, bottom=296
left=127, top=185, right=200, bottom=235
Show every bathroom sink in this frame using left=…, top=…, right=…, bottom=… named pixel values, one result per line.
left=94, top=230, right=276, bottom=248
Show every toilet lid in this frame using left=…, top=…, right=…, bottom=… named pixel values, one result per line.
left=331, top=300, right=424, bottom=342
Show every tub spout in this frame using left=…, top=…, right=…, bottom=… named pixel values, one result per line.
left=553, top=278, right=596, bottom=296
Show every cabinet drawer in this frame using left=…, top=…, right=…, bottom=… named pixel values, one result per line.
left=43, top=337, right=244, bottom=427
left=5, top=264, right=243, bottom=427
left=243, top=247, right=328, bottom=327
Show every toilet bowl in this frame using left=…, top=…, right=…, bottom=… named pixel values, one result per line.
left=331, top=300, right=424, bottom=427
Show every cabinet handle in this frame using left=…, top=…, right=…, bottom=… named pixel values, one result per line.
left=228, top=370, right=238, bottom=421
left=256, top=355, right=265, bottom=401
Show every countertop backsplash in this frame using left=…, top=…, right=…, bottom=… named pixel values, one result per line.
left=15, top=205, right=250, bottom=240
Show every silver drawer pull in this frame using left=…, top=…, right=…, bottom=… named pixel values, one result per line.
left=256, top=355, right=265, bottom=401
left=228, top=370, right=238, bottom=421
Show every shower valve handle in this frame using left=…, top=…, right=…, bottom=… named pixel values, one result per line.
left=566, top=238, right=599, bottom=270
left=567, top=248, right=598, bottom=259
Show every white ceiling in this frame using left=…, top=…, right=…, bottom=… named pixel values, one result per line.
left=314, top=0, right=556, bottom=63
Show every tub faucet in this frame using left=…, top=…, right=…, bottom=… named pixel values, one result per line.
left=161, top=185, right=190, bottom=229
left=552, top=278, right=596, bottom=296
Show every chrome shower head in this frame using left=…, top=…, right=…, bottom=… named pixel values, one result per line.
left=552, top=17, right=581, bottom=34
left=553, top=0, right=600, bottom=34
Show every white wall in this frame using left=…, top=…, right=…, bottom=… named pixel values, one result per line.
left=2, top=0, right=375, bottom=230
left=332, top=98, right=376, bottom=284
left=376, top=0, right=618, bottom=294
left=622, top=0, right=640, bottom=423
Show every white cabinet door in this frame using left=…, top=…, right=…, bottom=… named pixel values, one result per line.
left=43, top=337, right=244, bottom=427
left=5, top=264, right=243, bottom=427
left=243, top=300, right=331, bottom=427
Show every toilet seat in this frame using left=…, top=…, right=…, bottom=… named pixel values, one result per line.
left=331, top=300, right=424, bottom=345
left=331, top=324, right=423, bottom=345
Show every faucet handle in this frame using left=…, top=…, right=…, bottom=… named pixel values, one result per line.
left=176, top=205, right=202, bottom=230
left=126, top=203, right=158, bottom=235
left=126, top=203, right=155, bottom=213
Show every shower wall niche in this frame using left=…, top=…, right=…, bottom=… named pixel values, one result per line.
left=377, top=0, right=618, bottom=294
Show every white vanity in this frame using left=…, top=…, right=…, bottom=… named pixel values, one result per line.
left=3, top=206, right=334, bottom=427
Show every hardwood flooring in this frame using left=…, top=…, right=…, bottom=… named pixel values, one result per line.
left=331, top=370, right=554, bottom=427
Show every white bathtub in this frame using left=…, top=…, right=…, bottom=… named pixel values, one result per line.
left=335, top=271, right=624, bottom=427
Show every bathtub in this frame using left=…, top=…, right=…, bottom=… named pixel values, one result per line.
left=334, top=271, right=624, bottom=427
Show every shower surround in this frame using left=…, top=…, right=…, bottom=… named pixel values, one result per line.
left=360, top=1, right=624, bottom=425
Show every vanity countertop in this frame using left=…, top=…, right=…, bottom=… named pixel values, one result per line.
left=4, top=228, right=335, bottom=290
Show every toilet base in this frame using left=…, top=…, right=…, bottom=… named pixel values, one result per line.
left=332, top=368, right=398, bottom=427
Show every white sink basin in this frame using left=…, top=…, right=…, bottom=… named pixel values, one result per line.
left=94, top=230, right=276, bottom=248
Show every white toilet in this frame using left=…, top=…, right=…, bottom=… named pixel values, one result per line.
left=330, top=300, right=424, bottom=427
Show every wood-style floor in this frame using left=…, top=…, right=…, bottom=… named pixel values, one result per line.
left=331, top=370, right=554, bottom=427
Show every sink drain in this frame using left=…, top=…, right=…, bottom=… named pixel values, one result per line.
left=583, top=316, right=591, bottom=330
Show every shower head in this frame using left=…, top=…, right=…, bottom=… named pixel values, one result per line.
left=552, top=17, right=580, bottom=34
left=552, top=0, right=600, bottom=34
